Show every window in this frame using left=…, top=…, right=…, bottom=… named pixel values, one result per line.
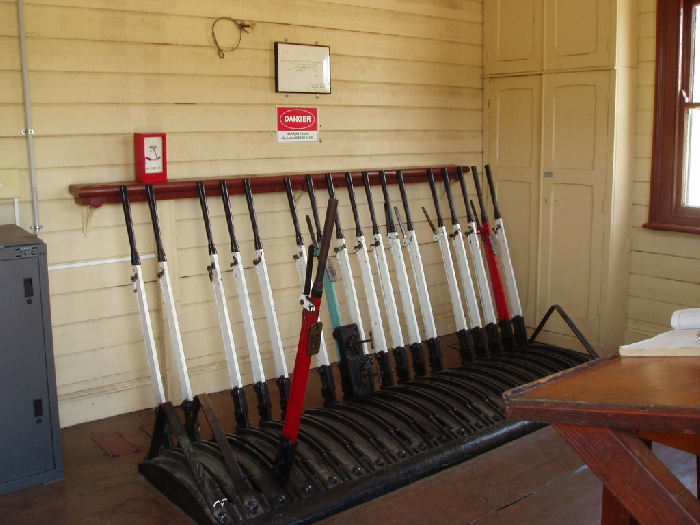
left=647, top=0, right=700, bottom=233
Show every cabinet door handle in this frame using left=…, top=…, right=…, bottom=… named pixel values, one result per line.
left=33, top=398, right=43, bottom=418
left=23, top=277, right=34, bottom=298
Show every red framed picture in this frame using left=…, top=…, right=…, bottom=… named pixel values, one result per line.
left=134, top=133, right=167, bottom=183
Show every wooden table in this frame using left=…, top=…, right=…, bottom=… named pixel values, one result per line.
left=503, top=354, right=700, bottom=525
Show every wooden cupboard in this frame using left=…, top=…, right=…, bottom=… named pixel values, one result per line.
left=483, top=0, right=635, bottom=354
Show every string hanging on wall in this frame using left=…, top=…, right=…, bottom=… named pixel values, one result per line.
left=211, top=17, right=254, bottom=58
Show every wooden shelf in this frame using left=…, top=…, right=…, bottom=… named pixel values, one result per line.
left=68, top=166, right=463, bottom=207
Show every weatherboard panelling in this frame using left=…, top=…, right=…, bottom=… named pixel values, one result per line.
left=27, top=74, right=481, bottom=111
left=22, top=0, right=481, bottom=43
left=52, top=311, right=160, bottom=358
left=0, top=0, right=483, bottom=425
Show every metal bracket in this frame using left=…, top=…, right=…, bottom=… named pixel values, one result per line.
left=529, top=304, right=599, bottom=358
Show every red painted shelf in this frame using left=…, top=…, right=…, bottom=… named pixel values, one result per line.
left=68, top=166, right=464, bottom=207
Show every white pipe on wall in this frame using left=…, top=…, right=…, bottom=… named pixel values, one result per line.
left=48, top=254, right=155, bottom=272
left=17, top=0, right=42, bottom=235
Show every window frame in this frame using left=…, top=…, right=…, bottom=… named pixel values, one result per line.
left=646, top=0, right=700, bottom=234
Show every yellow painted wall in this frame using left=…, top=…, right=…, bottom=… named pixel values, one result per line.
left=625, top=0, right=700, bottom=342
left=0, top=0, right=484, bottom=426
left=3, top=0, right=691, bottom=428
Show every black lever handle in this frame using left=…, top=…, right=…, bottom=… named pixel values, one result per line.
left=362, top=172, right=380, bottom=236
left=284, top=177, right=304, bottom=247
left=119, top=186, right=140, bottom=266
left=220, top=180, right=240, bottom=254
left=197, top=181, right=217, bottom=256
left=378, top=171, right=396, bottom=234
left=457, top=166, right=476, bottom=224
left=311, top=199, right=339, bottom=298
left=484, top=165, right=502, bottom=220
left=396, top=170, right=414, bottom=232
left=325, top=173, right=344, bottom=239
left=426, top=168, right=444, bottom=229
left=145, top=184, right=167, bottom=263
left=470, top=165, right=489, bottom=224
left=345, top=172, right=364, bottom=238
left=306, top=174, right=323, bottom=243
left=441, top=168, right=460, bottom=226
left=243, top=178, right=263, bottom=251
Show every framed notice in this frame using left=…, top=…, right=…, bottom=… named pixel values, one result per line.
left=275, top=42, right=331, bottom=94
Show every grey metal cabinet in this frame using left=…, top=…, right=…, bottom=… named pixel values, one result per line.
left=0, top=224, right=63, bottom=495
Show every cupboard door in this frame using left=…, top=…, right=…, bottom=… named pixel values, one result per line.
left=484, top=75, right=543, bottom=326
left=484, top=0, right=543, bottom=75
left=539, top=71, right=609, bottom=346
left=544, top=0, right=613, bottom=70
left=0, top=256, right=56, bottom=485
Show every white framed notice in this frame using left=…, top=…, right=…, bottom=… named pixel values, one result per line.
left=275, top=42, right=331, bottom=94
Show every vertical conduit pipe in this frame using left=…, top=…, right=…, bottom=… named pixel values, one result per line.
left=17, top=0, right=42, bottom=234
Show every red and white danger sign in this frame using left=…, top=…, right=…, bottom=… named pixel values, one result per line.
left=277, top=106, right=319, bottom=143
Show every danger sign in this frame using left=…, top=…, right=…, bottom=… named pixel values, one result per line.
left=277, top=106, right=319, bottom=142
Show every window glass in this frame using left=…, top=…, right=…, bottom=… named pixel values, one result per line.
left=686, top=5, right=700, bottom=206
left=687, top=109, right=700, bottom=206
left=694, top=5, right=700, bottom=102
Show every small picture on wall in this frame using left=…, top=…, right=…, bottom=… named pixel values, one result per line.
left=275, top=42, right=331, bottom=94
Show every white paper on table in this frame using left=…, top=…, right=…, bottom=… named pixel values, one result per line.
left=619, top=328, right=700, bottom=357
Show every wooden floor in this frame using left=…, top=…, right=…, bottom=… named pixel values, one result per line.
left=0, top=361, right=696, bottom=524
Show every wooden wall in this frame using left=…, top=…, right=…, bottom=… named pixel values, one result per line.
left=0, top=0, right=484, bottom=426
left=625, top=0, right=700, bottom=342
